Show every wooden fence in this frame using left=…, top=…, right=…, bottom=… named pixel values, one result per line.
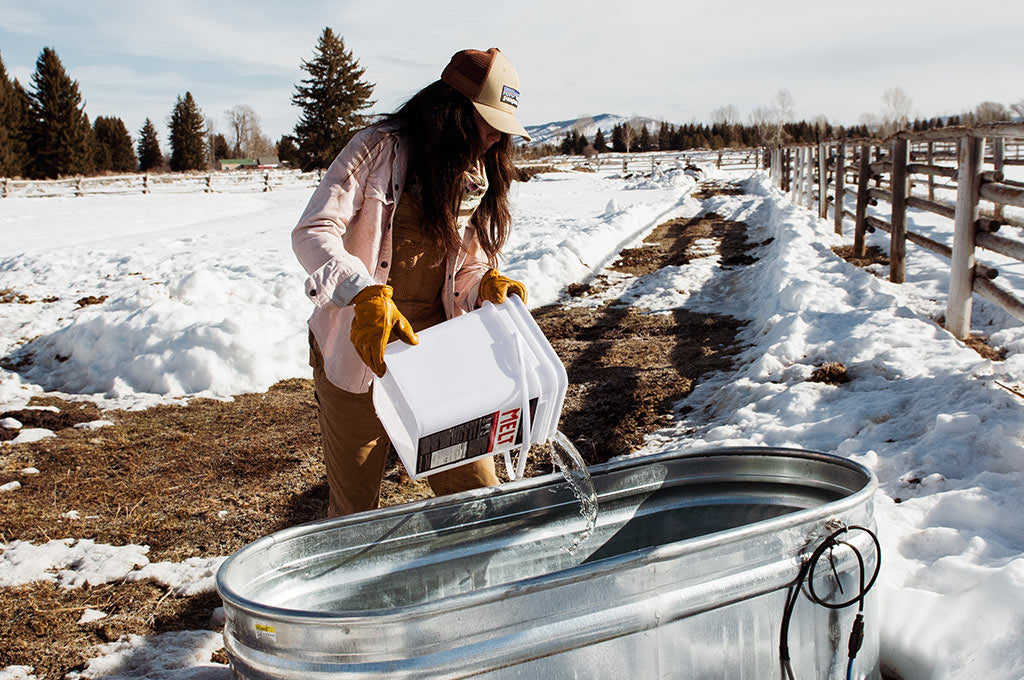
left=521, top=148, right=764, bottom=175
left=0, top=168, right=322, bottom=199
left=766, top=122, right=1024, bottom=339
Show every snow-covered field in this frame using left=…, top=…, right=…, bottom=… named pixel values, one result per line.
left=3, top=158, right=1024, bottom=679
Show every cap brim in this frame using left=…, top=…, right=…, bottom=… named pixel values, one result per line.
left=473, top=102, right=531, bottom=142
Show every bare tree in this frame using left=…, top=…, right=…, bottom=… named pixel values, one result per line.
left=573, top=114, right=593, bottom=135
left=204, top=115, right=218, bottom=169
left=1012, top=100, right=1024, bottom=119
left=247, top=131, right=276, bottom=158
left=748, top=106, right=774, bottom=146
left=225, top=104, right=261, bottom=158
left=880, top=87, right=912, bottom=137
left=768, top=90, right=795, bottom=146
left=858, top=112, right=881, bottom=136
left=710, top=104, right=740, bottom=127
left=621, top=118, right=642, bottom=153
left=971, top=101, right=1012, bottom=124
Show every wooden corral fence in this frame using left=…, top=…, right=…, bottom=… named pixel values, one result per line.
left=0, top=168, right=322, bottom=199
left=519, top=148, right=764, bottom=175
left=765, top=123, right=1024, bottom=339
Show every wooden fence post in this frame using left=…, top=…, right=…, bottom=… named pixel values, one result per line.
left=205, top=175, right=213, bottom=193
left=785, top=149, right=793, bottom=196
left=804, top=146, right=815, bottom=210
left=818, top=143, right=828, bottom=218
left=75, top=176, right=83, bottom=197
left=834, top=143, right=846, bottom=235
left=854, top=144, right=872, bottom=257
left=1, top=178, right=8, bottom=198
left=992, top=137, right=1005, bottom=222
left=143, top=173, right=150, bottom=194
left=946, top=135, right=984, bottom=339
left=927, top=142, right=935, bottom=201
left=792, top=148, right=803, bottom=203
left=889, top=138, right=909, bottom=284
left=264, top=170, right=271, bottom=192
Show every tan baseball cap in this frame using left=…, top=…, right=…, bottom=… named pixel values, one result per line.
left=441, top=48, right=531, bottom=142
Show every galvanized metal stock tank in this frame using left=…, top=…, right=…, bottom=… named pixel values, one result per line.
left=217, top=447, right=880, bottom=679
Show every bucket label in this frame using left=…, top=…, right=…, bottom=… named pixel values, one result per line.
left=413, top=398, right=538, bottom=475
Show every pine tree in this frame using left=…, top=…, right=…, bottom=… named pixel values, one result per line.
left=611, top=124, right=625, bottom=153
left=25, top=47, right=94, bottom=179
left=94, top=116, right=137, bottom=172
left=276, top=135, right=300, bottom=166
left=211, top=133, right=230, bottom=160
left=168, top=91, right=207, bottom=171
left=573, top=133, right=588, bottom=155
left=137, top=117, right=163, bottom=171
left=0, top=52, right=31, bottom=177
left=292, top=28, right=375, bottom=170
left=593, top=128, right=606, bottom=152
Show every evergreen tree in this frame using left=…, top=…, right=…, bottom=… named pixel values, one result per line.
left=611, top=124, right=626, bottom=153
left=292, top=28, right=375, bottom=170
left=94, top=116, right=137, bottom=172
left=25, top=47, right=93, bottom=179
left=573, top=133, right=588, bottom=155
left=167, top=91, right=207, bottom=171
left=137, top=117, right=163, bottom=171
left=0, top=52, right=31, bottom=177
left=637, top=125, right=651, bottom=152
left=560, top=131, right=573, bottom=155
left=211, top=133, right=230, bottom=160
left=276, top=135, right=300, bottom=166
left=593, top=128, right=606, bottom=152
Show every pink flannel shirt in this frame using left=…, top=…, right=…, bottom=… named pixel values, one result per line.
left=292, top=123, right=491, bottom=393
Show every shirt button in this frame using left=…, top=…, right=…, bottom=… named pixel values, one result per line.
left=309, top=289, right=316, bottom=296
left=381, top=261, right=388, bottom=268
left=394, top=183, right=399, bottom=190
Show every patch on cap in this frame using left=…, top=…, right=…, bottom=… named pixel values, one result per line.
left=500, top=85, right=520, bottom=108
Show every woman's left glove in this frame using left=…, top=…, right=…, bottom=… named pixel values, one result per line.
left=350, top=285, right=418, bottom=378
left=478, top=269, right=528, bottom=305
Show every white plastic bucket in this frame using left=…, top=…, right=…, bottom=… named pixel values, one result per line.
left=372, top=296, right=568, bottom=481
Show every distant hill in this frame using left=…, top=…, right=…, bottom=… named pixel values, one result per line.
left=523, top=113, right=664, bottom=148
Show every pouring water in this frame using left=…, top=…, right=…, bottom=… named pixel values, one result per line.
left=549, top=431, right=598, bottom=554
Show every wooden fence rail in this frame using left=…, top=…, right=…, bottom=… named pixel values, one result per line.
left=0, top=168, right=323, bottom=199
left=765, top=122, right=1024, bottom=339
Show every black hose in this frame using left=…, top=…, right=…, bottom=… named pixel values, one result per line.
left=779, top=524, right=881, bottom=680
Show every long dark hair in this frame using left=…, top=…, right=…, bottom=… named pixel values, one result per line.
left=381, top=81, right=515, bottom=261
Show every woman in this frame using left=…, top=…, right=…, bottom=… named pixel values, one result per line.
left=292, top=47, right=531, bottom=517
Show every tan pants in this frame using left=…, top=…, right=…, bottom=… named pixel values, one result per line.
left=310, top=335, right=499, bottom=518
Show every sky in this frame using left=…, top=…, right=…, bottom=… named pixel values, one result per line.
left=2, top=0, right=1023, bottom=148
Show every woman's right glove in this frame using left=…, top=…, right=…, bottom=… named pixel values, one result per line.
left=350, top=285, right=418, bottom=377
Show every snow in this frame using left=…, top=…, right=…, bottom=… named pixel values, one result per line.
left=3, top=159, right=1024, bottom=678
left=2, top=429, right=55, bottom=445
left=62, top=631, right=227, bottom=680
left=0, top=539, right=150, bottom=588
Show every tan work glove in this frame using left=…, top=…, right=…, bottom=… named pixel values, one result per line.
left=478, top=269, right=528, bottom=305
left=350, top=285, right=418, bottom=377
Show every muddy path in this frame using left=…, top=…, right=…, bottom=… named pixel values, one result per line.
left=533, top=180, right=755, bottom=464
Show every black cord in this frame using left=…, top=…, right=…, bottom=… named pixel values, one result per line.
left=779, top=524, right=881, bottom=680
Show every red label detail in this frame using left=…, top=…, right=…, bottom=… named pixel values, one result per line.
left=495, top=408, right=520, bottom=447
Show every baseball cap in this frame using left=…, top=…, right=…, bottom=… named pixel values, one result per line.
left=441, top=48, right=531, bottom=142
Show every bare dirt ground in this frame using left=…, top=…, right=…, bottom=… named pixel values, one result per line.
left=0, top=180, right=759, bottom=678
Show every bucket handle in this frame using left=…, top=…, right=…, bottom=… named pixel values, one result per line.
left=503, top=321, right=532, bottom=481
